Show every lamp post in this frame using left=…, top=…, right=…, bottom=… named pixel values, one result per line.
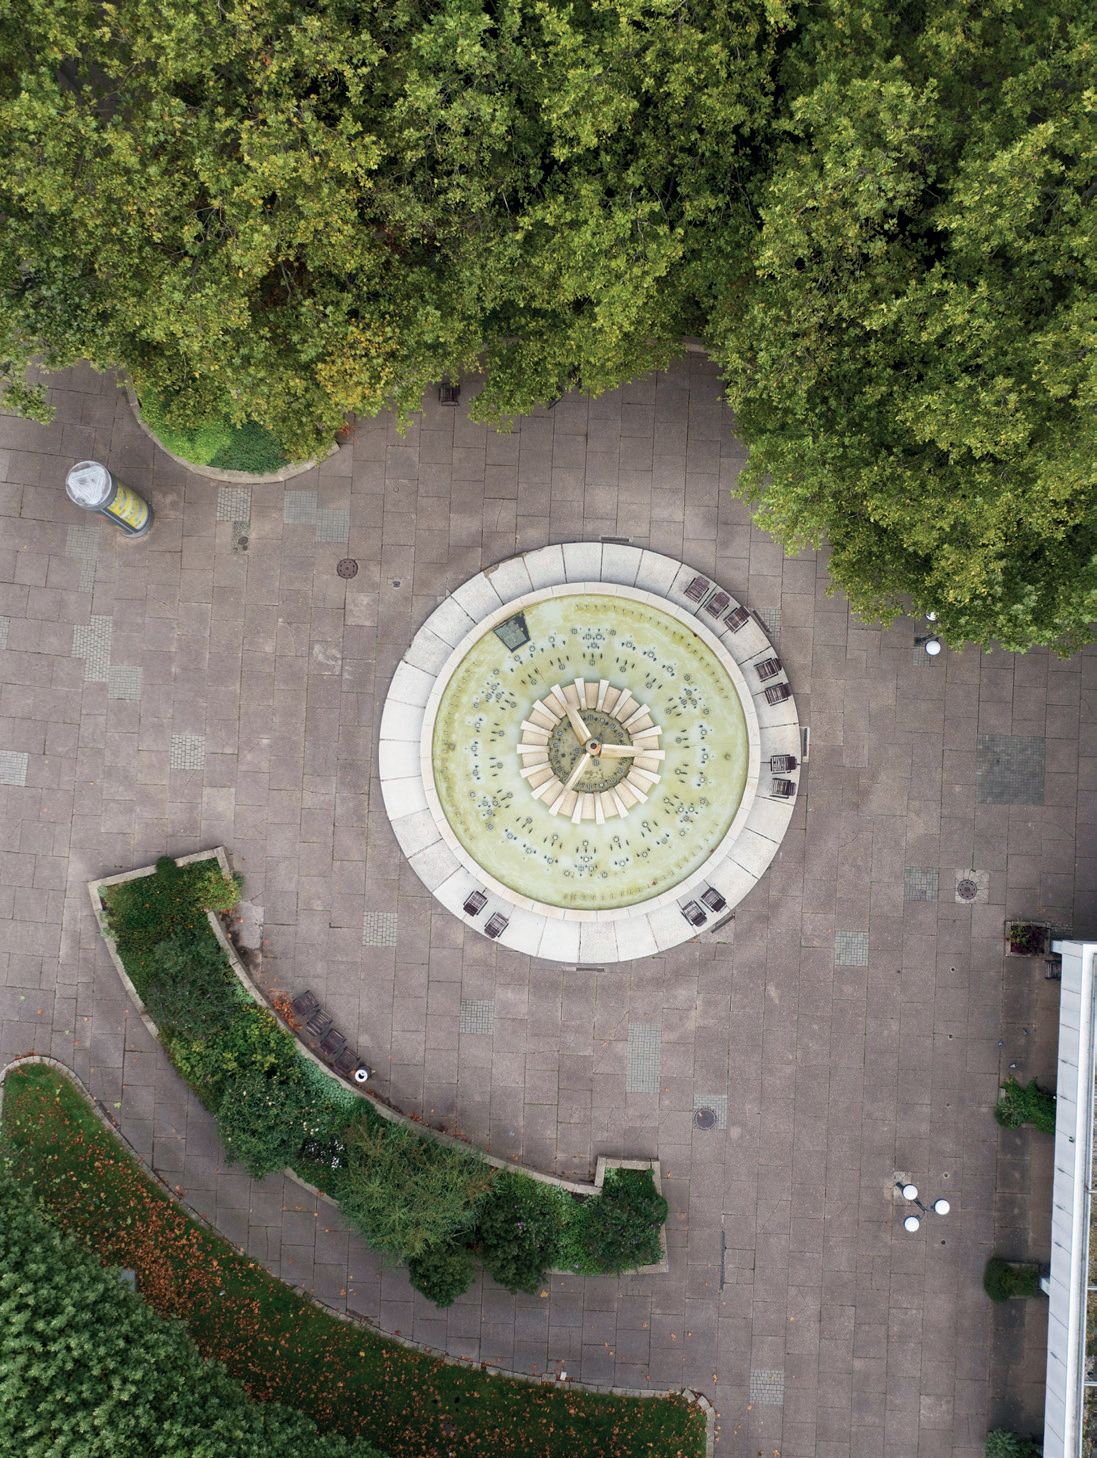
left=897, top=1182, right=951, bottom=1231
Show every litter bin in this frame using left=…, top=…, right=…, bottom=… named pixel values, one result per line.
left=65, top=460, right=153, bottom=538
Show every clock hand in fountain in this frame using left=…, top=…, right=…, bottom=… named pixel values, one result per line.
left=563, top=752, right=592, bottom=792
left=599, top=743, right=642, bottom=757
left=564, top=701, right=592, bottom=745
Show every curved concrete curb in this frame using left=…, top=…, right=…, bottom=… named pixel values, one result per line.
left=380, top=544, right=801, bottom=962
left=87, top=849, right=667, bottom=1275
left=0, top=1054, right=710, bottom=1447
left=122, top=383, right=339, bottom=484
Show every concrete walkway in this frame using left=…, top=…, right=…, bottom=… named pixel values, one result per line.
left=2, top=355, right=1090, bottom=1456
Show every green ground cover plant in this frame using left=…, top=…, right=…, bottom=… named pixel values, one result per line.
left=99, top=854, right=668, bottom=1301
left=983, top=1257, right=1042, bottom=1302
left=995, top=1077, right=1056, bottom=1134
left=0, top=1063, right=705, bottom=1458
left=0, top=1150, right=385, bottom=1458
left=140, top=389, right=289, bottom=472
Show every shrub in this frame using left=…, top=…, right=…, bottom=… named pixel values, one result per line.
left=104, top=855, right=240, bottom=994
left=406, top=1243, right=478, bottom=1307
left=563, top=1169, right=667, bottom=1275
left=186, top=860, right=243, bottom=913
left=983, top=1257, right=1041, bottom=1302
left=171, top=1002, right=300, bottom=1107
left=995, top=1077, right=1056, bottom=1134
left=142, top=933, right=241, bottom=1043
left=340, top=1120, right=495, bottom=1264
left=984, top=1431, right=1042, bottom=1458
left=296, top=1098, right=375, bottom=1198
left=476, top=1172, right=565, bottom=1294
left=215, top=1062, right=316, bottom=1179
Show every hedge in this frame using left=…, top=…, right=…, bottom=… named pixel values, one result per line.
left=100, top=855, right=667, bottom=1305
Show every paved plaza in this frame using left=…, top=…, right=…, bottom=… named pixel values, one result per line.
left=2, top=355, right=1094, bottom=1456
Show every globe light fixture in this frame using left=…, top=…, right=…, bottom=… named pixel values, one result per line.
left=897, top=1179, right=952, bottom=1227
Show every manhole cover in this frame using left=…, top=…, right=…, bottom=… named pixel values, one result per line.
left=956, top=877, right=979, bottom=902
left=694, top=1106, right=718, bottom=1130
left=336, top=558, right=358, bottom=579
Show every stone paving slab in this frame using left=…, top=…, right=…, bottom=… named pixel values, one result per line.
left=2, top=353, right=1092, bottom=1455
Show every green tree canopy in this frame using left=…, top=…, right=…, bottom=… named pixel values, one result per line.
left=0, top=1165, right=386, bottom=1458
left=1, top=0, right=1093, bottom=649
left=714, top=0, right=1096, bottom=651
left=0, top=0, right=779, bottom=456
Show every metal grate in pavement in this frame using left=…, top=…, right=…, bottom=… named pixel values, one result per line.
left=459, top=998, right=495, bottom=1036
left=217, top=485, right=251, bottom=522
left=977, top=734, right=1046, bottom=805
left=107, top=664, right=143, bottom=700
left=626, top=1023, right=662, bottom=1093
left=0, top=750, right=29, bottom=786
left=362, top=910, right=398, bottom=947
left=72, top=616, right=113, bottom=682
left=834, top=930, right=869, bottom=966
left=750, top=1370, right=785, bottom=1406
left=169, top=733, right=206, bottom=770
left=904, top=867, right=939, bottom=902
left=693, top=1092, right=728, bottom=1129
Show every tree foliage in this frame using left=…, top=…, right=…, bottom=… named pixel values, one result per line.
left=715, top=0, right=1096, bottom=652
left=1, top=0, right=1092, bottom=648
left=0, top=0, right=780, bottom=457
left=0, top=1166, right=385, bottom=1458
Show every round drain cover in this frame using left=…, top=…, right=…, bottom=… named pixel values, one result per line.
left=956, top=877, right=979, bottom=902
left=336, top=558, right=359, bottom=579
left=694, top=1106, right=718, bottom=1130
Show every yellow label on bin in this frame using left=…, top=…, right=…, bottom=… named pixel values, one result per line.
left=105, top=482, right=149, bottom=531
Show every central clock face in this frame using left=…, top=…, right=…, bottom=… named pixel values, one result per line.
left=429, top=591, right=749, bottom=911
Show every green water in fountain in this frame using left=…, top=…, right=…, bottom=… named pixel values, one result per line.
left=431, top=593, right=750, bottom=911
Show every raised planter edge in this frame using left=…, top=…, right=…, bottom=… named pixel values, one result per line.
left=87, top=849, right=667, bottom=1276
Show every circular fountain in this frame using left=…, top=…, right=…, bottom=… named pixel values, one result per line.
left=379, top=545, right=800, bottom=963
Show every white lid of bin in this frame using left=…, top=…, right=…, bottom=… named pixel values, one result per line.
left=65, top=460, right=112, bottom=507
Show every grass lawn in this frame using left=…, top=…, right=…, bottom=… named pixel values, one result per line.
left=139, top=390, right=289, bottom=472
left=1, top=1063, right=705, bottom=1458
